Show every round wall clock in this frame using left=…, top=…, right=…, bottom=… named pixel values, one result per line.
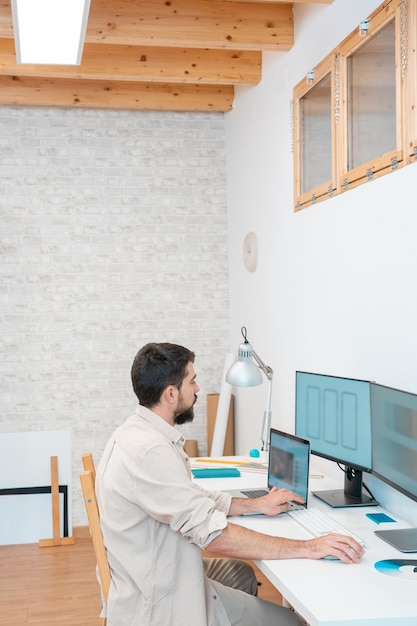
left=243, top=231, right=258, bottom=272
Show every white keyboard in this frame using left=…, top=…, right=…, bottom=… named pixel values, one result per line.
left=288, top=506, right=365, bottom=548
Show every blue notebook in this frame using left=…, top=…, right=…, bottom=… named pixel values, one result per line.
left=191, top=468, right=241, bottom=479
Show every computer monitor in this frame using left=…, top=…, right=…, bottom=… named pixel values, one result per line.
left=371, top=382, right=417, bottom=503
left=295, top=371, right=378, bottom=507
left=370, top=383, right=417, bottom=552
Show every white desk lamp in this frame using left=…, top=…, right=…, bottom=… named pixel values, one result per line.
left=226, top=326, right=273, bottom=452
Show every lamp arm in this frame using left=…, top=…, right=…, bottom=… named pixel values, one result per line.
left=250, top=348, right=273, bottom=381
left=250, top=348, right=273, bottom=450
left=260, top=375, right=272, bottom=451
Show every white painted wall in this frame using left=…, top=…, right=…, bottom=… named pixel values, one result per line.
left=226, top=0, right=417, bottom=523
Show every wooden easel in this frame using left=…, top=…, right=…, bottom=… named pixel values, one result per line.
left=39, top=455, right=75, bottom=547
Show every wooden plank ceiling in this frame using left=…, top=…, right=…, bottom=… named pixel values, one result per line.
left=0, top=0, right=333, bottom=112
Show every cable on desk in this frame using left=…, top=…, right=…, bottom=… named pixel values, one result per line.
left=336, top=462, right=377, bottom=502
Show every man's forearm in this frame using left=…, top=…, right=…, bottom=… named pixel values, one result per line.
left=207, top=522, right=310, bottom=560
left=207, top=522, right=364, bottom=564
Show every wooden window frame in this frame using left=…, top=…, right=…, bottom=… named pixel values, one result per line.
left=404, top=0, right=417, bottom=162
left=293, top=0, right=416, bottom=211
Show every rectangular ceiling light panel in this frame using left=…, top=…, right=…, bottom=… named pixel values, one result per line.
left=11, top=0, right=91, bottom=65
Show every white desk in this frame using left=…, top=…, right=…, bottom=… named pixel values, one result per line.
left=193, top=458, right=417, bottom=626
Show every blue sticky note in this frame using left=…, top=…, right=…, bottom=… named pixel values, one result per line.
left=191, top=468, right=241, bottom=478
left=366, top=512, right=397, bottom=524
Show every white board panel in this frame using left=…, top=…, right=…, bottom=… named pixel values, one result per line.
left=0, top=492, right=66, bottom=545
left=0, top=430, right=72, bottom=545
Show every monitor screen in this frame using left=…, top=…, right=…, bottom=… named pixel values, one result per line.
left=295, top=371, right=377, bottom=507
left=371, top=383, right=417, bottom=503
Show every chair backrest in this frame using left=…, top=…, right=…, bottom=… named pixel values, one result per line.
left=82, top=452, right=96, bottom=478
left=80, top=453, right=111, bottom=608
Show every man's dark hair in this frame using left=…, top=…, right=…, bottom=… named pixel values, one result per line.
left=131, top=342, right=195, bottom=408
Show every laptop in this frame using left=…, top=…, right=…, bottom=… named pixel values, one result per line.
left=227, top=428, right=310, bottom=509
left=374, top=528, right=417, bottom=553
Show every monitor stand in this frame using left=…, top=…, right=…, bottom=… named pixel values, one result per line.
left=312, top=466, right=379, bottom=508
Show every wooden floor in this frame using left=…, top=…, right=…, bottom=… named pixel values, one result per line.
left=0, top=530, right=282, bottom=625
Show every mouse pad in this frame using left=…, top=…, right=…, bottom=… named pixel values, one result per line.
left=374, top=559, right=417, bottom=580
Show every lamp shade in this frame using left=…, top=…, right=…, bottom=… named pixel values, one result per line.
left=225, top=341, right=262, bottom=387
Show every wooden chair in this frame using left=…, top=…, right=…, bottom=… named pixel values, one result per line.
left=80, top=453, right=111, bottom=625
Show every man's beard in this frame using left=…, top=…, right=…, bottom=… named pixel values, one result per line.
left=174, top=395, right=197, bottom=425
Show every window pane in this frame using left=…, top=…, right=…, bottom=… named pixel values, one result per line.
left=300, top=73, right=332, bottom=194
left=347, top=20, right=396, bottom=170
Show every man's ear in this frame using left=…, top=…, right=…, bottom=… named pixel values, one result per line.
left=163, top=385, right=176, bottom=404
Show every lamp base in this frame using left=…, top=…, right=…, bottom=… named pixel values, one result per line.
left=249, top=449, right=269, bottom=464
left=259, top=450, right=269, bottom=464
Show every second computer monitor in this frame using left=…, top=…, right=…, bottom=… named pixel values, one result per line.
left=371, top=382, right=417, bottom=503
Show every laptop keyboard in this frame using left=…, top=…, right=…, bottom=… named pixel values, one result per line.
left=241, top=489, right=269, bottom=498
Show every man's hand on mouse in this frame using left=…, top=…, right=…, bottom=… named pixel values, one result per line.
left=307, top=533, right=365, bottom=563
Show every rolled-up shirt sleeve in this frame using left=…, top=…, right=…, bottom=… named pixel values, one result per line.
left=187, top=509, right=228, bottom=549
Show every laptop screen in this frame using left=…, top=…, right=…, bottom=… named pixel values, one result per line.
left=268, top=429, right=310, bottom=503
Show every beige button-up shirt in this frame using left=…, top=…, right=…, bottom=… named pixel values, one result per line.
left=96, top=405, right=233, bottom=626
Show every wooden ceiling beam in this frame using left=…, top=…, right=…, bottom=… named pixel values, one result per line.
left=0, top=0, right=332, bottom=112
left=86, top=0, right=294, bottom=51
left=227, top=0, right=332, bottom=3
left=0, top=0, right=294, bottom=52
left=0, top=75, right=234, bottom=112
left=0, top=39, right=262, bottom=85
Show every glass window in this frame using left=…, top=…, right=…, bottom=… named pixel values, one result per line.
left=301, top=73, right=332, bottom=193
left=293, top=53, right=336, bottom=211
left=347, top=20, right=396, bottom=171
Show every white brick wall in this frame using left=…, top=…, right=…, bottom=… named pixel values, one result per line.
left=0, top=107, right=230, bottom=525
